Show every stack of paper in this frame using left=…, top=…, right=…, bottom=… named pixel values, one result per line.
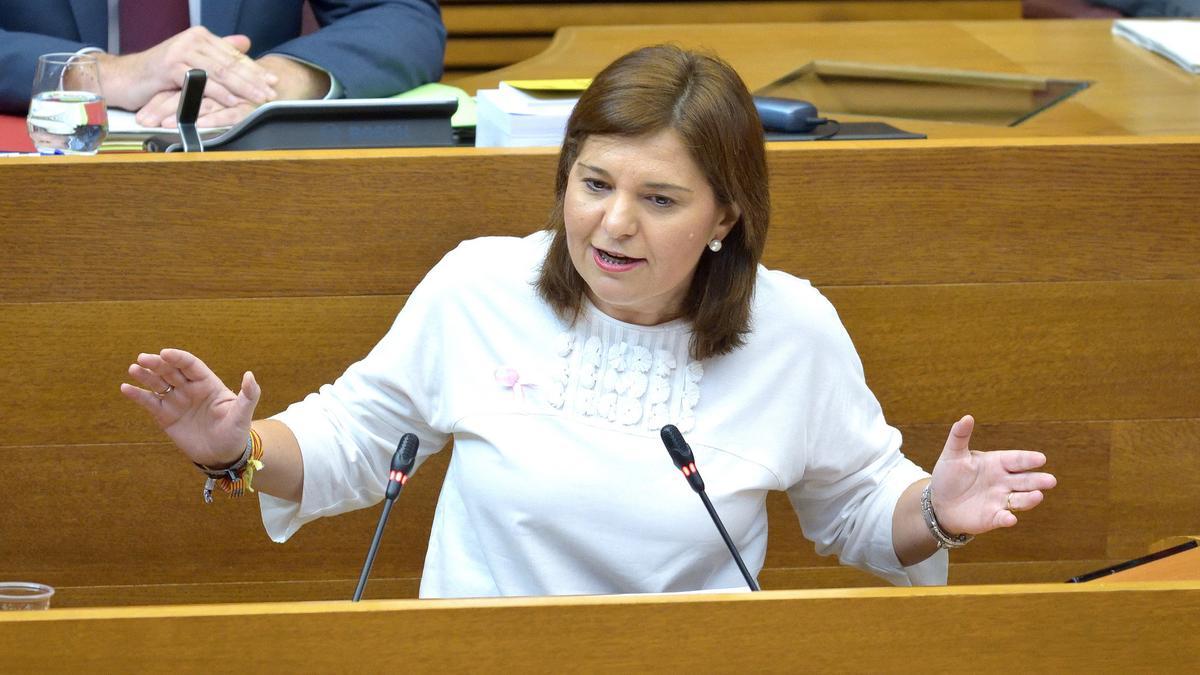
left=1113, top=20, right=1200, bottom=75
left=101, top=109, right=228, bottom=151
left=475, top=80, right=589, bottom=147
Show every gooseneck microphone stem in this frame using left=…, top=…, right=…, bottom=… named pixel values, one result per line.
left=353, top=498, right=396, bottom=602
left=352, top=433, right=419, bottom=602
left=698, top=491, right=760, bottom=592
left=660, top=424, right=760, bottom=592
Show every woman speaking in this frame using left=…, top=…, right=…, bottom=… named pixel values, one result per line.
left=121, top=45, right=1056, bottom=597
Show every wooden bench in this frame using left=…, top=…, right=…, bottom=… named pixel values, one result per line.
left=1, top=136, right=1196, bottom=606
left=439, top=0, right=1021, bottom=78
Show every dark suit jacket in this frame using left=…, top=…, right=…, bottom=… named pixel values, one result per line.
left=0, top=0, right=446, bottom=113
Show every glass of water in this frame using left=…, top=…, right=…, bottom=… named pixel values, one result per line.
left=27, top=52, right=108, bottom=155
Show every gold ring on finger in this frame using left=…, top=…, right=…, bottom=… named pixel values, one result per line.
left=155, top=384, right=175, bottom=397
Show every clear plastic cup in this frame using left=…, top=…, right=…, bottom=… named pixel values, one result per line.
left=0, top=582, right=55, bottom=610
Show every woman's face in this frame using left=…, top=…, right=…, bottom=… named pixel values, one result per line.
left=563, top=129, right=738, bottom=326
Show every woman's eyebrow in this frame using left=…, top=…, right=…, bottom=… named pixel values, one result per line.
left=644, top=181, right=692, bottom=193
left=578, top=162, right=692, bottom=193
left=578, top=162, right=611, bottom=176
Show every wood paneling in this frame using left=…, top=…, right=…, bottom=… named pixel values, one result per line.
left=2, top=585, right=1198, bottom=671
left=445, top=36, right=551, bottom=69
left=1109, top=420, right=1200, bottom=559
left=0, top=150, right=557, bottom=303
left=3, top=281, right=1195, bottom=446
left=442, top=1, right=1019, bottom=34
left=439, top=1, right=1021, bottom=71
left=3, top=139, right=1197, bottom=302
left=1, top=136, right=1197, bottom=605
left=0, top=443, right=450, bottom=588
left=0, top=297, right=402, bottom=445
left=450, top=21, right=1200, bottom=138
left=764, top=140, right=1200, bottom=285
left=0, top=418, right=1154, bottom=590
left=827, top=280, right=1200, bottom=424
left=40, top=559, right=1119, bottom=609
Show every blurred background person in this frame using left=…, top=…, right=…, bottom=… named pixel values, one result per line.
left=1023, top=0, right=1198, bottom=17
left=0, top=0, right=446, bottom=127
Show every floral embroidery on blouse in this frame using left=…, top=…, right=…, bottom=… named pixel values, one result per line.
left=545, top=325, right=703, bottom=432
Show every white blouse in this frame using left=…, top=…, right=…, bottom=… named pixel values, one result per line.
left=261, top=232, right=946, bottom=596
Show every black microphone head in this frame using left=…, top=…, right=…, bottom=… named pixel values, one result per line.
left=660, top=424, right=704, bottom=492
left=660, top=424, right=694, bottom=469
left=386, top=433, right=420, bottom=500
left=394, top=433, right=419, bottom=475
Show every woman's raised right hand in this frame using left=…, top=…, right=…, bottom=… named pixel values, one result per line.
left=120, top=348, right=260, bottom=468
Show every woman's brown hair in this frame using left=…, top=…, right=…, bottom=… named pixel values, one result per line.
left=535, top=44, right=770, bottom=361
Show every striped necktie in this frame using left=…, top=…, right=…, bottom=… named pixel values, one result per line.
left=119, top=0, right=191, bottom=55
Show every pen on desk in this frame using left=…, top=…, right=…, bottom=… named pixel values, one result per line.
left=0, top=150, right=65, bottom=157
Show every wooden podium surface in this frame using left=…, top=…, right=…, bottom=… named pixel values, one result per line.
left=1098, top=543, right=1200, bottom=583
left=452, top=19, right=1200, bottom=139
left=2, top=136, right=1198, bottom=607
left=2, top=583, right=1199, bottom=671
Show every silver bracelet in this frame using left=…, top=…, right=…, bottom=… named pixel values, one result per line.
left=921, top=484, right=974, bottom=550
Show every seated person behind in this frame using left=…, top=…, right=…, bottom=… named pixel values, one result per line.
left=0, top=0, right=446, bottom=127
left=1024, top=0, right=1198, bottom=16
left=121, top=45, right=1057, bottom=597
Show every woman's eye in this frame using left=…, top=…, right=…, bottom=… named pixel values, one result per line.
left=649, top=195, right=674, bottom=207
left=582, top=178, right=608, bottom=192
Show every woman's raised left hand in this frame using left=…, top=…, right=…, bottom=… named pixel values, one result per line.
left=927, top=415, right=1057, bottom=536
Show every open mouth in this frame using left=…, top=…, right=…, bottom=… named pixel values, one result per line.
left=596, top=248, right=640, bottom=266
left=593, top=247, right=645, bottom=271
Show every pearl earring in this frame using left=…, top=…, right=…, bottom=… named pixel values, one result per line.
left=708, top=239, right=723, bottom=252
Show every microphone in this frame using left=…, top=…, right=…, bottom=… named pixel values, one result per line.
left=660, top=425, right=760, bottom=592
left=352, top=433, right=419, bottom=602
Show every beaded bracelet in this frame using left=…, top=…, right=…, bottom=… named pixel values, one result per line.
left=193, top=428, right=265, bottom=504
left=921, top=484, right=974, bottom=550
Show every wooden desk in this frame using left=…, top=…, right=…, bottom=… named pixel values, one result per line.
left=1099, top=544, right=1200, bottom=583
left=2, top=583, right=1199, bottom=671
left=440, top=0, right=1020, bottom=77
left=2, top=136, right=1197, bottom=606
left=453, top=19, right=1200, bottom=138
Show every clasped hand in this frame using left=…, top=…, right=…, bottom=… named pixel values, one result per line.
left=98, top=26, right=279, bottom=128
left=929, top=415, right=1057, bottom=536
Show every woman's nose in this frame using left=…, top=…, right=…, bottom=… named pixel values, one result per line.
left=601, top=192, right=638, bottom=239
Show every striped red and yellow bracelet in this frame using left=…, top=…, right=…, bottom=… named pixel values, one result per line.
left=193, top=428, right=265, bottom=504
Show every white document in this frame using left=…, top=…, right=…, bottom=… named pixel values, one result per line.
left=1113, top=20, right=1200, bottom=75
left=106, top=109, right=229, bottom=137
left=474, top=89, right=573, bottom=147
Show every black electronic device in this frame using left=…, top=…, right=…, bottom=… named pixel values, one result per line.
left=352, top=433, right=420, bottom=602
left=158, top=97, right=458, bottom=152
left=659, top=425, right=760, bottom=592
left=175, top=69, right=206, bottom=152
left=753, top=95, right=825, bottom=133
left=1067, top=539, right=1198, bottom=583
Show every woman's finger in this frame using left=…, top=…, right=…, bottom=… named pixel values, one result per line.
left=1005, top=489, right=1046, bottom=513
left=137, top=351, right=189, bottom=388
left=127, top=363, right=172, bottom=394
left=992, top=508, right=1018, bottom=529
left=118, top=382, right=171, bottom=421
left=997, top=449, right=1048, bottom=473
left=161, top=348, right=218, bottom=383
left=233, top=371, right=261, bottom=425
left=1010, top=471, right=1057, bottom=493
